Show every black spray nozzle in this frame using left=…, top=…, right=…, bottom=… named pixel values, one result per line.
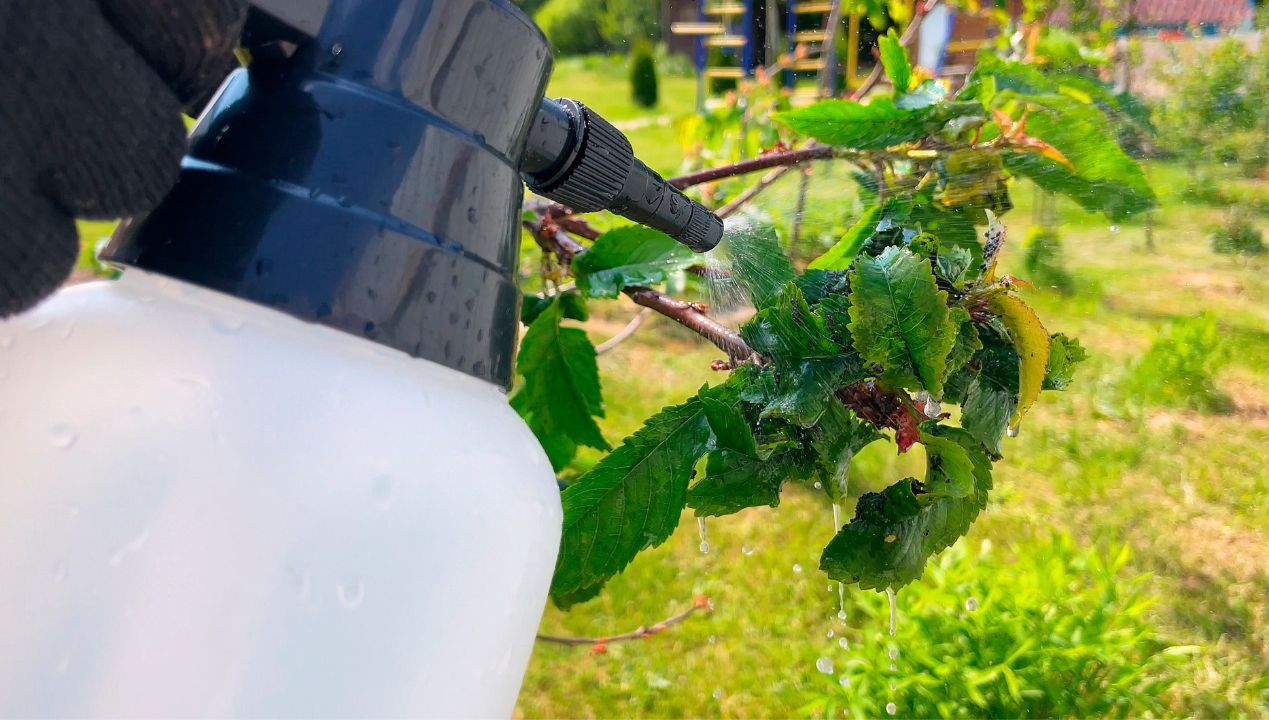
left=520, top=99, right=722, bottom=253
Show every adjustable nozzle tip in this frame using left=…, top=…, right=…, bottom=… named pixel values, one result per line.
left=679, top=203, right=723, bottom=253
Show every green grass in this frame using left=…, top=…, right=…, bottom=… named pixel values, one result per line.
left=518, top=58, right=1269, bottom=720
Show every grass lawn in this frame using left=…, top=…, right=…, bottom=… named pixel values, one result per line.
left=516, top=58, right=1269, bottom=718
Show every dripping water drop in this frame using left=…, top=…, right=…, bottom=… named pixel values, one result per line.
left=792, top=563, right=803, bottom=574
left=696, top=517, right=710, bottom=555
left=886, top=701, right=897, bottom=716
left=965, top=596, right=979, bottom=612
left=741, top=544, right=755, bottom=556
left=815, top=656, right=834, bottom=674
left=838, top=636, right=849, bottom=650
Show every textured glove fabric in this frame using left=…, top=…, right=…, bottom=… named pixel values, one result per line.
left=0, top=0, right=246, bottom=318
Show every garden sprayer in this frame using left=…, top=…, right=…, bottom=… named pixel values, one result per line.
left=0, top=0, right=717, bottom=716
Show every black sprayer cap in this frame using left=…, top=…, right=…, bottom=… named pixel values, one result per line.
left=104, top=0, right=553, bottom=389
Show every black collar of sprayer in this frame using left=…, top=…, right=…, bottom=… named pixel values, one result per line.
left=103, top=0, right=552, bottom=389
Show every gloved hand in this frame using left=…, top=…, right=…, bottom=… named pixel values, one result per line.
left=0, top=0, right=247, bottom=318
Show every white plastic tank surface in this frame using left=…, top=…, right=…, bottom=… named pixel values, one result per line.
left=0, top=271, right=563, bottom=717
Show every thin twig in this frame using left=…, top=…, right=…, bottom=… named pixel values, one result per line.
left=717, top=165, right=792, bottom=218
left=849, top=0, right=938, bottom=101
left=595, top=308, right=653, bottom=354
left=668, top=145, right=834, bottom=189
left=536, top=596, right=713, bottom=649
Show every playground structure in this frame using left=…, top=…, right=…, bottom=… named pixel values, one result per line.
left=669, top=0, right=886, bottom=109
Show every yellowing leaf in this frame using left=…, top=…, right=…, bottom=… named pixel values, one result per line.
left=985, top=291, right=1050, bottom=429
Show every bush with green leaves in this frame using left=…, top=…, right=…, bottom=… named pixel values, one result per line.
left=519, top=39, right=1153, bottom=608
left=1209, top=209, right=1266, bottom=256
left=629, top=41, right=658, bottom=108
left=1123, top=313, right=1231, bottom=413
left=533, top=0, right=604, bottom=56
left=802, top=535, right=1192, bottom=718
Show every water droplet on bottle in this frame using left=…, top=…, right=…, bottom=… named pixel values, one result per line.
left=371, top=474, right=394, bottom=511
left=838, top=674, right=851, bottom=688
left=965, top=596, right=979, bottom=612
left=815, top=657, right=834, bottom=674
left=696, top=517, right=710, bottom=555
left=48, top=423, right=78, bottom=449
left=108, top=529, right=150, bottom=566
left=886, top=701, right=897, bottom=715
left=792, top=563, right=803, bottom=574
left=55, top=652, right=71, bottom=677
left=741, top=544, right=755, bottom=556
left=838, top=637, right=849, bottom=650
left=337, top=578, right=365, bottom=608
left=712, top=688, right=723, bottom=700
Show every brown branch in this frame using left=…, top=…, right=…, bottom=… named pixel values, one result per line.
left=624, top=286, right=756, bottom=365
left=536, top=596, right=713, bottom=651
left=668, top=145, right=833, bottom=189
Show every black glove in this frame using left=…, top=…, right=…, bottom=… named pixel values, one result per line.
left=0, top=0, right=247, bottom=318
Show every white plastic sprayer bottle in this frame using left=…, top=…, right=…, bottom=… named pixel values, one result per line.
left=0, top=1, right=563, bottom=716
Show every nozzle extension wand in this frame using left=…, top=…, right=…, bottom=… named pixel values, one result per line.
left=520, top=98, right=723, bottom=253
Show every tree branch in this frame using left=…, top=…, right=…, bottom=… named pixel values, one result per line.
left=536, top=596, right=713, bottom=651
left=668, top=145, right=834, bottom=189
left=716, top=165, right=793, bottom=218
left=624, top=286, right=756, bottom=365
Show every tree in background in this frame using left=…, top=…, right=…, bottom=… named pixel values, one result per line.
left=534, top=0, right=660, bottom=56
left=629, top=40, right=659, bottom=107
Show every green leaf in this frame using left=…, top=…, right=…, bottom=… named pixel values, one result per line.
left=512, top=294, right=607, bottom=471
left=740, top=285, right=840, bottom=362
left=961, top=331, right=1019, bottom=456
left=775, top=98, right=930, bottom=150
left=702, top=396, right=758, bottom=457
left=689, top=449, right=789, bottom=517
left=1043, top=333, right=1087, bottom=391
left=741, top=357, right=867, bottom=427
left=810, top=403, right=882, bottom=500
left=936, top=246, right=974, bottom=288
left=998, top=92, right=1155, bottom=221
left=520, top=293, right=554, bottom=325
left=808, top=204, right=883, bottom=271
left=945, top=309, right=982, bottom=375
left=920, top=431, right=976, bottom=499
left=572, top=225, right=695, bottom=298
left=879, top=29, right=911, bottom=94
left=848, top=246, right=958, bottom=398
left=984, top=290, right=1051, bottom=430
left=551, top=397, right=713, bottom=605
left=820, top=426, right=992, bottom=590
left=726, top=211, right=794, bottom=308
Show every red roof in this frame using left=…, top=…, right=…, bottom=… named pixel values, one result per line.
left=1052, top=0, right=1253, bottom=28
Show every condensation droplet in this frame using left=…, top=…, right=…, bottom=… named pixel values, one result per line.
left=965, top=596, right=979, bottom=612
left=337, top=578, right=365, bottom=608
left=815, top=656, right=834, bottom=674
left=211, top=315, right=244, bottom=333
left=48, top=423, right=78, bottom=449
left=52, top=560, right=67, bottom=583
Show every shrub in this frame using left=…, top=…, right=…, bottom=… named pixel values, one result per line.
left=1124, top=313, right=1231, bottom=413
left=1209, top=209, right=1266, bottom=256
left=534, top=0, right=604, bottom=56
left=802, top=535, right=1189, bottom=719
left=1022, top=226, right=1074, bottom=294
left=629, top=41, right=658, bottom=108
